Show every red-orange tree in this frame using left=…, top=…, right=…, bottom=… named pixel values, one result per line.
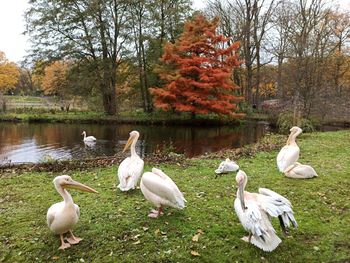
left=150, top=14, right=244, bottom=117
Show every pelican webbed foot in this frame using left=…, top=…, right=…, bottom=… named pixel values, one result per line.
left=59, top=234, right=71, bottom=250
left=66, top=230, right=83, bottom=245
left=148, top=207, right=163, bottom=218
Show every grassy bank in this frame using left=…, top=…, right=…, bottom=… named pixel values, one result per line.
left=0, top=110, right=245, bottom=125
left=1, top=130, right=349, bottom=262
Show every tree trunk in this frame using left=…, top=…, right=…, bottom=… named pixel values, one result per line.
left=98, top=3, right=116, bottom=115
left=141, top=38, right=152, bottom=112
left=101, top=85, right=116, bottom=115
left=246, top=64, right=253, bottom=103
left=276, top=56, right=283, bottom=98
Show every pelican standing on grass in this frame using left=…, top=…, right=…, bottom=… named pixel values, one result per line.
left=47, top=175, right=98, bottom=250
left=234, top=170, right=298, bottom=252
left=81, top=131, right=96, bottom=142
left=284, top=162, right=318, bottom=179
left=277, top=126, right=302, bottom=172
left=117, top=131, right=144, bottom=191
left=141, top=168, right=186, bottom=218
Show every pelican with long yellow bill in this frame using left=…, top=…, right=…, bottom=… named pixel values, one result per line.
left=117, top=130, right=144, bottom=191
left=47, top=175, right=98, bottom=250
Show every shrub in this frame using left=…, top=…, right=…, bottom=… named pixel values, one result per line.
left=277, top=112, right=315, bottom=133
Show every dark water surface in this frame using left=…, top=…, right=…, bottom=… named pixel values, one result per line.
left=0, top=121, right=272, bottom=164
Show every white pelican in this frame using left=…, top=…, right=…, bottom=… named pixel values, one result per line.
left=234, top=170, right=297, bottom=252
left=215, top=158, right=239, bottom=174
left=47, top=175, right=98, bottom=250
left=117, top=130, right=144, bottom=191
left=140, top=168, right=186, bottom=218
left=277, top=126, right=302, bottom=172
left=81, top=131, right=96, bottom=142
left=284, top=162, right=318, bottom=179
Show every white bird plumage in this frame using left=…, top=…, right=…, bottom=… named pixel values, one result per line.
left=215, top=158, right=239, bottom=174
left=117, top=130, right=144, bottom=191
left=234, top=170, right=297, bottom=252
left=284, top=162, right=318, bottom=179
left=277, top=126, right=302, bottom=172
left=140, top=168, right=186, bottom=218
left=47, top=175, right=98, bottom=250
left=81, top=131, right=97, bottom=142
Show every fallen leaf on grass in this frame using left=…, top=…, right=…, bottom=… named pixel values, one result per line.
left=191, top=250, right=200, bottom=257
left=192, top=229, right=204, bottom=242
left=133, top=240, right=141, bottom=245
left=192, top=233, right=200, bottom=242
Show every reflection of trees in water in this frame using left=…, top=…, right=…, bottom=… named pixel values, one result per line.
left=0, top=122, right=270, bottom=163
left=140, top=122, right=270, bottom=157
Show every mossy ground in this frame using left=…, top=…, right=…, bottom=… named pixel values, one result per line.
left=1, top=130, right=349, bottom=262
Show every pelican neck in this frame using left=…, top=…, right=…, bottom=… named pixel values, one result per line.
left=56, top=185, right=74, bottom=205
left=130, top=137, right=139, bottom=157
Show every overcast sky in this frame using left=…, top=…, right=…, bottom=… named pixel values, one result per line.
left=0, top=0, right=349, bottom=63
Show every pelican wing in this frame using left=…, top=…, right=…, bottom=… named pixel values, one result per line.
left=118, top=157, right=144, bottom=191
left=75, top=204, right=80, bottom=218
left=46, top=201, right=64, bottom=228
left=258, top=188, right=298, bottom=229
left=285, top=163, right=318, bottom=178
left=142, top=170, right=185, bottom=208
left=234, top=198, right=281, bottom=251
left=276, top=145, right=300, bottom=172
left=47, top=210, right=55, bottom=228
left=258, top=188, right=291, bottom=206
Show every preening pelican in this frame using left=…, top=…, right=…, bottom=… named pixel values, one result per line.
left=47, top=175, right=98, bottom=250
left=81, top=131, right=96, bottom=142
left=277, top=126, right=302, bottom=172
left=117, top=130, right=144, bottom=191
left=140, top=168, right=186, bottom=218
left=284, top=162, right=318, bottom=179
left=234, top=170, right=297, bottom=252
left=215, top=158, right=239, bottom=174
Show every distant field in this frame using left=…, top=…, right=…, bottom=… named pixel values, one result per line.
left=5, top=96, right=46, bottom=103
left=4, top=95, right=88, bottom=110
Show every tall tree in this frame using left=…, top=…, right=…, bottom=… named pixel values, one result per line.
left=129, top=0, right=192, bottom=112
left=206, top=0, right=275, bottom=108
left=25, top=0, right=131, bottom=115
left=286, top=0, right=333, bottom=120
left=129, top=1, right=152, bottom=112
left=267, top=0, right=294, bottom=99
left=328, top=10, right=350, bottom=95
left=150, top=14, right=244, bottom=118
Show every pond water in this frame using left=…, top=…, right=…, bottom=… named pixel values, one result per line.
left=0, top=121, right=273, bottom=164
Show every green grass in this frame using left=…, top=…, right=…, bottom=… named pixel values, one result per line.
left=1, top=130, right=349, bottom=262
left=5, top=96, right=45, bottom=103
left=0, top=111, right=108, bottom=123
left=0, top=109, right=245, bottom=125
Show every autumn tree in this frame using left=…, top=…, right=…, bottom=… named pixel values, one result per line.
left=0, top=51, right=20, bottom=92
left=42, top=61, right=74, bottom=111
left=42, top=61, right=69, bottom=96
left=150, top=14, right=244, bottom=118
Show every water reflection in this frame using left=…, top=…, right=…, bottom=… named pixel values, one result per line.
left=0, top=121, right=271, bottom=164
